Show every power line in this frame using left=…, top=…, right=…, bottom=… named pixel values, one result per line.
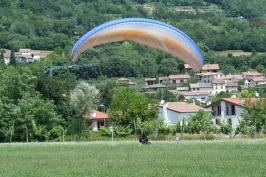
left=44, top=61, right=100, bottom=76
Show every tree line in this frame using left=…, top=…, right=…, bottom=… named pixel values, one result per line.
left=0, top=0, right=266, bottom=52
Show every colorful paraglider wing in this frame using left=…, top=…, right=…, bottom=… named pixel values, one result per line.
left=71, top=18, right=204, bottom=71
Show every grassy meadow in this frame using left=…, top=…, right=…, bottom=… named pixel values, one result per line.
left=216, top=50, right=266, bottom=56
left=1, top=139, right=266, bottom=177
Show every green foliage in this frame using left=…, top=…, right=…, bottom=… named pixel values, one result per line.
left=9, top=50, right=16, bottom=66
left=235, top=119, right=249, bottom=135
left=211, top=91, right=231, bottom=103
left=241, top=98, right=266, bottom=135
left=70, top=82, right=100, bottom=138
left=218, top=119, right=232, bottom=135
left=0, top=50, right=4, bottom=60
left=108, top=88, right=159, bottom=129
left=48, top=125, right=64, bottom=140
left=186, top=110, right=215, bottom=134
left=144, top=89, right=178, bottom=102
left=115, top=125, right=132, bottom=137
left=99, top=126, right=112, bottom=137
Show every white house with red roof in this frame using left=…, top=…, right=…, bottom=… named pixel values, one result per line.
left=205, top=94, right=260, bottom=129
left=168, top=74, right=191, bottom=84
left=159, top=101, right=212, bottom=124
left=256, top=82, right=266, bottom=89
left=198, top=72, right=224, bottom=83
left=176, top=91, right=211, bottom=105
left=242, top=71, right=264, bottom=80
left=88, top=110, right=110, bottom=131
left=16, top=48, right=41, bottom=63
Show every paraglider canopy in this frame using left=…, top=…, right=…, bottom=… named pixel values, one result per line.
left=71, top=18, right=204, bottom=71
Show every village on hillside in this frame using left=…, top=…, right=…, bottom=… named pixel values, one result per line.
left=2, top=48, right=265, bottom=132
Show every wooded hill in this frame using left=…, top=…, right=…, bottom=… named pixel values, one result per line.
left=1, top=0, right=266, bottom=79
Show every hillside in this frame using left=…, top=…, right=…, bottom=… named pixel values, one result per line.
left=0, top=0, right=266, bottom=78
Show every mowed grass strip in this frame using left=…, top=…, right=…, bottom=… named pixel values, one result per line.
left=1, top=139, right=266, bottom=177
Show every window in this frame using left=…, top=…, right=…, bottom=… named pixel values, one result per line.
left=218, top=105, right=221, bottom=115
left=231, top=105, right=235, bottom=115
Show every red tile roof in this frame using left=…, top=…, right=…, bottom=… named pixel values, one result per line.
left=178, top=91, right=210, bottom=96
left=207, top=98, right=263, bottom=108
left=242, top=71, right=262, bottom=76
left=161, top=102, right=212, bottom=113
left=88, top=110, right=109, bottom=120
left=168, top=75, right=191, bottom=79
left=201, top=64, right=220, bottom=70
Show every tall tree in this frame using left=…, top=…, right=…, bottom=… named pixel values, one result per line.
left=9, top=50, right=16, bottom=67
left=108, top=88, right=159, bottom=139
left=70, top=82, right=100, bottom=139
left=0, top=50, right=4, bottom=60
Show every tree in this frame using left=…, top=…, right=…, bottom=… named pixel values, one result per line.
left=9, top=50, right=16, bottom=67
left=158, top=58, right=179, bottom=76
left=186, top=109, right=215, bottom=135
left=242, top=98, right=266, bottom=137
left=108, top=88, right=159, bottom=139
left=70, top=82, right=100, bottom=139
left=0, top=49, right=4, bottom=60
left=0, top=67, right=63, bottom=142
left=211, top=91, right=231, bottom=103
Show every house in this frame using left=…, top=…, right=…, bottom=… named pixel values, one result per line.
left=189, top=79, right=237, bottom=96
left=142, top=84, right=168, bottom=92
left=242, top=71, right=264, bottom=81
left=145, top=78, right=156, bottom=86
left=117, top=78, right=137, bottom=85
left=190, top=83, right=213, bottom=94
left=88, top=110, right=110, bottom=131
left=205, top=95, right=261, bottom=129
left=159, top=101, right=212, bottom=125
left=213, top=74, right=243, bottom=83
left=17, top=54, right=34, bottom=63
left=256, top=82, right=266, bottom=89
left=201, top=63, right=220, bottom=73
left=225, top=81, right=238, bottom=93
left=19, top=48, right=31, bottom=55
left=248, top=77, right=265, bottom=87
left=15, top=48, right=41, bottom=63
left=176, top=87, right=190, bottom=92
left=159, top=76, right=169, bottom=83
left=176, top=91, right=211, bottom=105
left=185, top=63, right=220, bottom=73
left=184, top=64, right=192, bottom=73
left=168, top=74, right=191, bottom=84
left=3, top=49, right=11, bottom=65
left=199, top=72, right=224, bottom=83
left=212, top=79, right=226, bottom=95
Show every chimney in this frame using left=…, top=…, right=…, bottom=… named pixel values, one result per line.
left=239, top=98, right=244, bottom=105
left=231, top=93, right=236, bottom=99
left=193, top=99, right=195, bottom=105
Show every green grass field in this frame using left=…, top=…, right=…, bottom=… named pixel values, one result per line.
left=216, top=50, right=253, bottom=56
left=1, top=139, right=266, bottom=177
